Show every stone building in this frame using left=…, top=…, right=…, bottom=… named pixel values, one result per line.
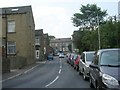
left=50, top=38, right=72, bottom=55
left=35, top=29, right=44, bottom=61
left=2, top=5, right=35, bottom=70
left=44, top=34, right=50, bottom=59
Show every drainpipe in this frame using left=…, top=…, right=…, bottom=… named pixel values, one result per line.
left=5, top=9, right=7, bottom=58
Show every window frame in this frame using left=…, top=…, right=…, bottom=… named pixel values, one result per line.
left=7, top=20, right=15, bottom=33
left=7, top=41, right=16, bottom=55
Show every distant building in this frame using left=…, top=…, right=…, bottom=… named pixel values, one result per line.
left=44, top=33, right=50, bottom=59
left=118, top=1, right=120, bottom=21
left=50, top=38, right=72, bottom=55
left=2, top=5, right=35, bottom=70
left=35, top=29, right=44, bottom=61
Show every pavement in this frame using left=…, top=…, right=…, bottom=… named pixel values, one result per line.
left=2, top=61, right=46, bottom=82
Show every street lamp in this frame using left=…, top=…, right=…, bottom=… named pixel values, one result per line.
left=86, top=10, right=101, bottom=49
left=97, top=13, right=101, bottom=49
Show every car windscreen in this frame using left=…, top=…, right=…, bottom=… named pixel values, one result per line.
left=73, top=55, right=78, bottom=60
left=100, top=50, right=120, bottom=66
left=86, top=52, right=94, bottom=61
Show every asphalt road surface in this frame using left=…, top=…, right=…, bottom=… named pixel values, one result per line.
left=2, top=56, right=94, bottom=89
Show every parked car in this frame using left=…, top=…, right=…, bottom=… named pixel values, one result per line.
left=70, top=54, right=78, bottom=66
left=47, top=53, right=54, bottom=60
left=67, top=53, right=74, bottom=64
left=89, top=48, right=120, bottom=89
left=79, top=51, right=95, bottom=80
left=59, top=53, right=64, bottom=58
left=74, top=55, right=81, bottom=71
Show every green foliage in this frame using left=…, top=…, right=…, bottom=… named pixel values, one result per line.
left=71, top=4, right=120, bottom=53
left=72, top=21, right=120, bottom=53
left=72, top=4, right=107, bottom=29
left=68, top=44, right=72, bottom=52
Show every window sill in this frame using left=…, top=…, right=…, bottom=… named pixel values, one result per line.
left=7, top=53, right=16, bottom=56
left=7, top=32, right=16, bottom=34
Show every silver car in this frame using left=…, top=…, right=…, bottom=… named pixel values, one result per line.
left=79, top=51, right=95, bottom=80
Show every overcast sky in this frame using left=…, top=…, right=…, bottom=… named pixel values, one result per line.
left=0, top=0, right=119, bottom=38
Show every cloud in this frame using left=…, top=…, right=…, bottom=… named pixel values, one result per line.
left=0, top=0, right=118, bottom=38
left=33, top=5, right=74, bottom=38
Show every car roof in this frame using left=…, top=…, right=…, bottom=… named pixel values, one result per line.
left=83, top=51, right=95, bottom=54
left=97, top=48, right=120, bottom=55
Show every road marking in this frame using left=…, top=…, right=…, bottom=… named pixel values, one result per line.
left=59, top=69, right=61, bottom=74
left=36, top=61, right=46, bottom=64
left=45, top=76, right=59, bottom=87
left=2, top=64, right=40, bottom=82
left=60, top=66, right=62, bottom=69
left=1, top=73, right=22, bottom=82
left=24, top=64, right=39, bottom=74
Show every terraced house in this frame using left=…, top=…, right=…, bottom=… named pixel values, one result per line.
left=2, top=5, right=35, bottom=71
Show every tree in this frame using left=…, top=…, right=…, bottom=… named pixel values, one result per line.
left=68, top=44, right=72, bottom=52
left=72, top=4, right=107, bottom=30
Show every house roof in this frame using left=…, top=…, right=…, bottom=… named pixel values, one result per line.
left=50, top=38, right=72, bottom=43
left=35, top=29, right=43, bottom=36
left=2, top=5, right=35, bottom=25
left=2, top=5, right=32, bottom=15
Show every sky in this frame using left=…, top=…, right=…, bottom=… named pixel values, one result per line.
left=0, top=0, right=119, bottom=38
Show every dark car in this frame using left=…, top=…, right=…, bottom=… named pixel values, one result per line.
left=47, top=54, right=54, bottom=60
left=59, top=53, right=65, bottom=58
left=89, top=48, right=120, bottom=89
left=67, top=53, right=74, bottom=64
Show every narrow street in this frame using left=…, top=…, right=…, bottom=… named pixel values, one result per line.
left=2, top=56, right=94, bottom=89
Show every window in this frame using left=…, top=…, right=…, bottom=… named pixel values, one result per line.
left=7, top=41, right=16, bottom=54
left=100, top=50, right=120, bottom=65
left=86, top=52, right=95, bottom=61
left=8, top=21, right=15, bottom=32
left=35, top=37, right=39, bottom=45
left=55, top=43, right=58, bottom=47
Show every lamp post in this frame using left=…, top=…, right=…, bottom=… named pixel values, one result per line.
left=97, top=13, right=101, bottom=49
left=86, top=10, right=101, bottom=49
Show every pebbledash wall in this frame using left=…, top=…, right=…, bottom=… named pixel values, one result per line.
left=2, top=6, right=36, bottom=69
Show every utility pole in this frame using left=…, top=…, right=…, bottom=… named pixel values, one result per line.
left=97, top=13, right=101, bottom=49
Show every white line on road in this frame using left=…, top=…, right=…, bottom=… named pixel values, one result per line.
left=24, top=64, right=39, bottom=74
left=59, top=69, right=61, bottom=74
left=1, top=73, right=22, bottom=82
left=1, top=64, right=40, bottom=82
left=60, top=65, right=62, bottom=69
left=45, top=76, right=59, bottom=87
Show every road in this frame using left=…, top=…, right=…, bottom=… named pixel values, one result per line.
left=2, top=56, right=94, bottom=89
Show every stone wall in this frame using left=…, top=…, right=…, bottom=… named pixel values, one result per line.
left=9, top=56, right=27, bottom=69
left=2, top=58, right=10, bottom=73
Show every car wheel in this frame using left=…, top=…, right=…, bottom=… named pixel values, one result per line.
left=96, top=82, right=101, bottom=90
left=79, top=69, right=82, bottom=75
left=74, top=65, right=76, bottom=69
left=76, top=66, right=79, bottom=72
left=89, top=75, right=94, bottom=88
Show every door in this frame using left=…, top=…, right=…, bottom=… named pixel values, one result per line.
left=36, top=50, right=39, bottom=59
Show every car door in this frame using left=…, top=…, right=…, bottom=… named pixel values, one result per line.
left=79, top=53, right=85, bottom=74
left=90, top=54, right=99, bottom=87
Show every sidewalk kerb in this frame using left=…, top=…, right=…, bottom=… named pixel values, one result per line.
left=2, top=62, right=44, bottom=82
